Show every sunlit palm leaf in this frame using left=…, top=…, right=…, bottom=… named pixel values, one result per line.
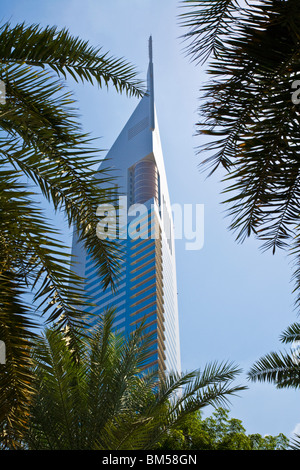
left=249, top=350, right=300, bottom=389
left=20, top=311, right=245, bottom=450
left=0, top=22, right=144, bottom=97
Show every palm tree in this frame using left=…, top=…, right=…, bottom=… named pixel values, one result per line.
left=248, top=321, right=300, bottom=449
left=13, top=309, right=246, bottom=450
left=0, top=21, right=144, bottom=446
left=179, top=0, right=300, bottom=307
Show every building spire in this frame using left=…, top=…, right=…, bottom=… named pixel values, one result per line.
left=147, top=35, right=155, bottom=131
left=149, top=35, right=153, bottom=63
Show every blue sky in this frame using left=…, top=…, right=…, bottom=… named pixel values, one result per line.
left=2, top=0, right=300, bottom=440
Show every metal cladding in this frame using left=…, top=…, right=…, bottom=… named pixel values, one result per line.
left=134, top=159, right=159, bottom=205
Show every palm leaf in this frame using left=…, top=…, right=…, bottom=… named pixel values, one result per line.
left=21, top=313, right=245, bottom=450
left=0, top=22, right=144, bottom=97
left=179, top=0, right=242, bottom=64
left=248, top=350, right=300, bottom=389
left=179, top=0, right=300, bottom=313
left=279, top=322, right=300, bottom=345
left=0, top=272, right=37, bottom=449
left=0, top=20, right=143, bottom=445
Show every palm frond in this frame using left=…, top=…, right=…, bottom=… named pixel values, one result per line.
left=114, top=361, right=246, bottom=450
left=180, top=0, right=300, bottom=244
left=179, top=0, right=242, bottom=64
left=0, top=63, right=123, bottom=289
left=0, top=271, right=38, bottom=449
left=0, top=22, right=144, bottom=97
left=279, top=322, right=300, bottom=345
left=21, top=314, right=245, bottom=450
left=180, top=0, right=300, bottom=315
left=289, top=434, right=300, bottom=450
left=248, top=350, right=300, bottom=389
left=0, top=20, right=144, bottom=445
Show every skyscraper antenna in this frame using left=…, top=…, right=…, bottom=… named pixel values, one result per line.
left=147, top=35, right=154, bottom=130
left=149, top=35, right=153, bottom=63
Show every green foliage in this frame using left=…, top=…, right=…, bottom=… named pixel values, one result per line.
left=8, top=310, right=246, bottom=450
left=0, top=20, right=144, bottom=448
left=157, top=407, right=289, bottom=450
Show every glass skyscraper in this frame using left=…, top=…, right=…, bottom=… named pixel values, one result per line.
left=71, top=37, right=181, bottom=377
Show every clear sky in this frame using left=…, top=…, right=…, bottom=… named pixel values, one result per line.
left=2, top=0, right=300, bottom=440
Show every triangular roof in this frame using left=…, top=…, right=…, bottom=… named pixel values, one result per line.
left=96, top=37, right=170, bottom=210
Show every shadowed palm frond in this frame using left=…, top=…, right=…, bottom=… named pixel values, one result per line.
left=179, top=0, right=242, bottom=64
left=179, top=0, right=300, bottom=312
left=0, top=272, right=37, bottom=449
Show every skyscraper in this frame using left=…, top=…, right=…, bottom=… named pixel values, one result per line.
left=71, top=37, right=181, bottom=377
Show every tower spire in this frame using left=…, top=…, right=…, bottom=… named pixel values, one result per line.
left=147, top=35, right=155, bottom=131
left=149, top=35, right=153, bottom=63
